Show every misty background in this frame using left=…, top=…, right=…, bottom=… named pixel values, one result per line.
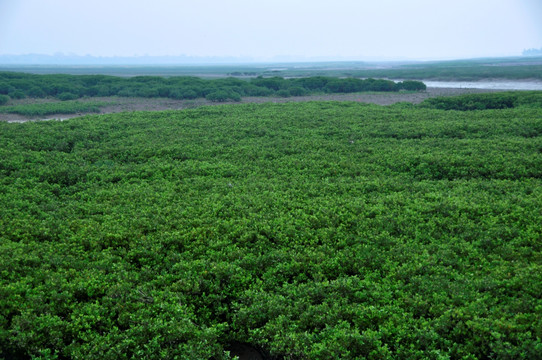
left=1, top=0, right=541, bottom=63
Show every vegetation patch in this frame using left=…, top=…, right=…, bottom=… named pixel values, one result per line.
left=0, top=98, right=541, bottom=359
left=0, top=94, right=9, bottom=105
left=0, top=100, right=111, bottom=116
left=420, top=91, right=542, bottom=111
left=0, top=72, right=425, bottom=103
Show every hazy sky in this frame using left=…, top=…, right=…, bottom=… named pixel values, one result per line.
left=1, top=0, right=541, bottom=60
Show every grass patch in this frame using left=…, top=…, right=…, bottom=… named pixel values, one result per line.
left=0, top=100, right=111, bottom=116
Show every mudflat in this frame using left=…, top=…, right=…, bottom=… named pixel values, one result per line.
left=0, top=87, right=500, bottom=123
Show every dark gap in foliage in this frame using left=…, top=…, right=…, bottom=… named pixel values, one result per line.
left=226, top=341, right=277, bottom=360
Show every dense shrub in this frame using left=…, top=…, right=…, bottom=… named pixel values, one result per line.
left=156, top=86, right=171, bottom=98
left=275, top=89, right=291, bottom=97
left=421, top=92, right=519, bottom=111
left=0, top=84, right=15, bottom=95
left=117, top=88, right=137, bottom=97
left=364, top=78, right=398, bottom=91
left=397, top=80, right=426, bottom=91
left=250, top=76, right=284, bottom=91
left=0, top=94, right=9, bottom=105
left=8, top=90, right=25, bottom=99
left=206, top=90, right=241, bottom=102
left=287, top=86, right=307, bottom=96
left=0, top=72, right=425, bottom=102
left=243, top=85, right=274, bottom=97
left=136, top=87, right=160, bottom=98
left=325, top=78, right=365, bottom=93
left=27, top=86, right=46, bottom=98
left=57, top=92, right=79, bottom=101
left=180, top=89, right=199, bottom=99
left=0, top=102, right=541, bottom=358
left=292, top=76, right=330, bottom=90
left=515, top=92, right=542, bottom=108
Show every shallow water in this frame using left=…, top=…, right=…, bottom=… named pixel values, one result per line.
left=6, top=117, right=70, bottom=123
left=423, top=80, right=542, bottom=91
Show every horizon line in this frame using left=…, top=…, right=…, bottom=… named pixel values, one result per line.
left=0, top=52, right=531, bottom=65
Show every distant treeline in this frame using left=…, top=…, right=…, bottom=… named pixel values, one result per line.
left=352, top=64, right=542, bottom=82
left=0, top=72, right=426, bottom=103
left=523, top=47, right=542, bottom=56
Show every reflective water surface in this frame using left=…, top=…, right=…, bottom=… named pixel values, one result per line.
left=423, top=80, right=542, bottom=90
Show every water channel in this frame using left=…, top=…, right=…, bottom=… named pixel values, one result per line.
left=422, top=80, right=542, bottom=91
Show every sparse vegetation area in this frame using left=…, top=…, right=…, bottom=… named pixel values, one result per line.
left=345, top=61, right=542, bottom=81
left=3, top=57, right=540, bottom=80
left=1, top=94, right=541, bottom=359
left=265, top=57, right=542, bottom=81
